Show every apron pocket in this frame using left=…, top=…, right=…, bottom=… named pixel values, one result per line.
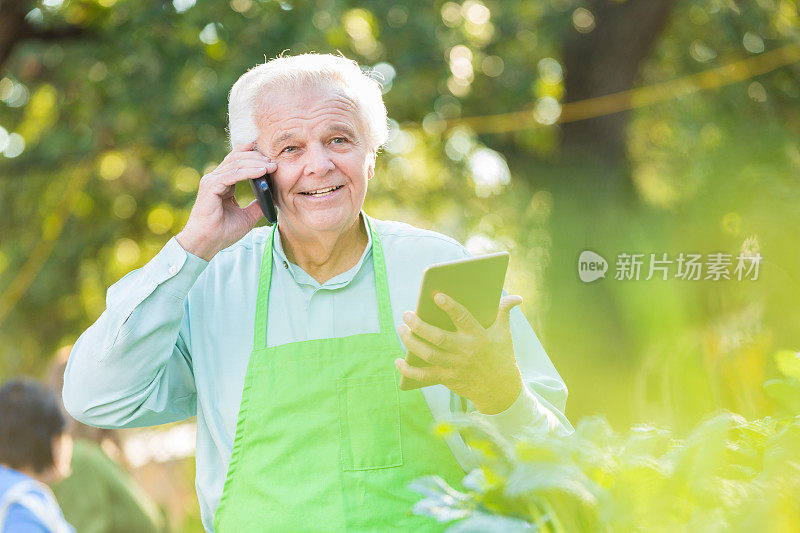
left=337, top=372, right=403, bottom=471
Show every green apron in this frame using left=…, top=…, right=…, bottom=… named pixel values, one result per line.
left=213, top=215, right=466, bottom=532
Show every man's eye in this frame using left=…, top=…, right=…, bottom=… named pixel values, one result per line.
left=281, top=146, right=297, bottom=153
left=331, top=137, right=347, bottom=144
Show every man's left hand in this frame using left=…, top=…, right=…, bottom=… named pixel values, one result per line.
left=395, top=293, right=524, bottom=415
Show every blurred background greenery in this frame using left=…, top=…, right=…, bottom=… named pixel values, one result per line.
left=1, top=0, right=799, bottom=530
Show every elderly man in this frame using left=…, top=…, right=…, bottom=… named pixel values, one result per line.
left=63, top=53, right=573, bottom=532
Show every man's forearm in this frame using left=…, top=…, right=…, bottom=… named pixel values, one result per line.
left=63, top=237, right=205, bottom=428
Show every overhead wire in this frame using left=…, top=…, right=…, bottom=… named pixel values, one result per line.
left=442, top=42, right=800, bottom=134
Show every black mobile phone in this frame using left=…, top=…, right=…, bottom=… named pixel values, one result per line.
left=250, top=172, right=278, bottom=225
left=399, top=251, right=510, bottom=391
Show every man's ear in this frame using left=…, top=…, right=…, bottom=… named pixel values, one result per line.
left=367, top=149, right=377, bottom=181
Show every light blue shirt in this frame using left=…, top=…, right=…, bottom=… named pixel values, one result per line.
left=63, top=212, right=573, bottom=532
left=0, top=465, right=75, bottom=532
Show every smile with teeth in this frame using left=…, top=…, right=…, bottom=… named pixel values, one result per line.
left=300, top=185, right=344, bottom=197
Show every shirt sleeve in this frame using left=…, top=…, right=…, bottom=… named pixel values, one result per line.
left=63, top=237, right=208, bottom=428
left=464, top=291, right=575, bottom=439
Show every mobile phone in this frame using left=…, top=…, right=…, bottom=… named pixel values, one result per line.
left=250, top=172, right=278, bottom=225
left=398, top=251, right=510, bottom=391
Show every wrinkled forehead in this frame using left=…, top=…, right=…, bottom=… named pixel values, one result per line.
left=253, top=81, right=366, bottom=140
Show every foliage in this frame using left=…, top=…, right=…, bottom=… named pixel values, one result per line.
left=412, top=397, right=800, bottom=531
left=764, top=350, right=800, bottom=414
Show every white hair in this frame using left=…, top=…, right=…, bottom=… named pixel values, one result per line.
left=227, top=52, right=389, bottom=153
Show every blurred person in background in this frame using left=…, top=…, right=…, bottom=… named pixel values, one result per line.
left=46, top=347, right=167, bottom=533
left=63, top=52, right=573, bottom=531
left=0, top=379, right=74, bottom=532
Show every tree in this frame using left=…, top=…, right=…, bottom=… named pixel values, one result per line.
left=561, top=0, right=676, bottom=164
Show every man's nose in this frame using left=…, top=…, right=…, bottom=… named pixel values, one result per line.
left=303, top=143, right=335, bottom=176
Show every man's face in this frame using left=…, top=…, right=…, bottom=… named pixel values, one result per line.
left=254, top=84, right=375, bottom=236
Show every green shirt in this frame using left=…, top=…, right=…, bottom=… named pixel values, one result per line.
left=51, top=439, right=164, bottom=533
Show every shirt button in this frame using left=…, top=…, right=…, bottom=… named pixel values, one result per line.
left=283, top=261, right=288, bottom=269
left=168, top=266, right=178, bottom=275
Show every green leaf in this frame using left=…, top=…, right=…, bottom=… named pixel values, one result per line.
left=445, top=510, right=535, bottom=532
left=775, top=350, right=800, bottom=380
left=764, top=379, right=800, bottom=412
left=504, top=463, right=601, bottom=506
left=409, top=475, right=474, bottom=523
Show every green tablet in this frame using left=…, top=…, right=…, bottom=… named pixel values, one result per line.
left=399, top=251, right=510, bottom=391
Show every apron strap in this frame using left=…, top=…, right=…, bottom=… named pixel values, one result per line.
left=253, top=213, right=395, bottom=350
left=253, top=225, right=274, bottom=349
left=366, top=215, right=396, bottom=335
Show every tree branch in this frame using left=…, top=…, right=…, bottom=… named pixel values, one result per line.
left=22, top=22, right=87, bottom=42
left=0, top=0, right=89, bottom=72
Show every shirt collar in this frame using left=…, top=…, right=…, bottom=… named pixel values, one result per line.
left=271, top=210, right=373, bottom=289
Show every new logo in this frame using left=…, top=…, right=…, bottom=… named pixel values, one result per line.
left=578, top=250, right=608, bottom=282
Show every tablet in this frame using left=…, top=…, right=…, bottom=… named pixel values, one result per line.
left=399, top=251, right=510, bottom=391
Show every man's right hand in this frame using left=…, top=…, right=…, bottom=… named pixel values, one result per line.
left=176, top=141, right=277, bottom=261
